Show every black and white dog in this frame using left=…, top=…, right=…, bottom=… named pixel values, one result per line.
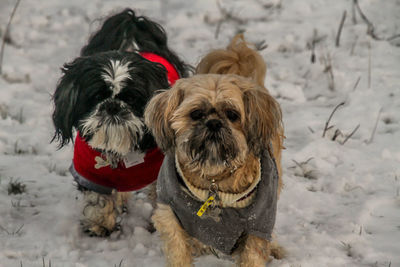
left=52, top=9, right=189, bottom=236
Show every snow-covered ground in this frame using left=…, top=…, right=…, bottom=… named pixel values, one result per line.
left=0, top=0, right=399, bottom=266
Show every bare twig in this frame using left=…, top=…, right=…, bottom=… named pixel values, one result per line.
left=322, top=102, right=345, bottom=137
left=341, top=124, right=360, bottom=145
left=368, top=41, right=371, bottom=88
left=354, top=0, right=400, bottom=42
left=350, top=35, right=359, bottom=55
left=0, top=0, right=21, bottom=75
left=115, top=259, right=124, bottom=267
left=353, top=0, right=381, bottom=40
left=0, top=223, right=24, bottom=235
left=0, top=224, right=10, bottom=235
left=254, top=40, right=268, bottom=51
left=365, top=108, right=382, bottom=144
left=353, top=0, right=399, bottom=43
left=321, top=50, right=335, bottom=91
left=292, top=158, right=317, bottom=179
left=387, top=34, right=400, bottom=41
left=42, top=258, right=52, bottom=267
left=14, top=224, right=24, bottom=235
left=331, top=129, right=342, bottom=141
left=308, top=29, right=325, bottom=63
left=310, top=29, right=317, bottom=63
left=215, top=19, right=223, bottom=39
left=293, top=157, right=314, bottom=168
left=336, top=11, right=347, bottom=47
left=307, top=29, right=327, bottom=63
left=340, top=241, right=353, bottom=257
left=351, top=0, right=357, bottom=24
left=352, top=76, right=361, bottom=91
left=214, top=0, right=245, bottom=39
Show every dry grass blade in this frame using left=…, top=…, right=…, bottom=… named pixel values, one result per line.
left=336, top=10, right=347, bottom=47
left=322, top=102, right=345, bottom=137
left=341, top=124, right=360, bottom=145
left=365, top=108, right=382, bottom=144
left=352, top=76, right=361, bottom=91
left=0, top=0, right=22, bottom=75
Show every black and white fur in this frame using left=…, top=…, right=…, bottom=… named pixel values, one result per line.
left=80, top=8, right=190, bottom=78
left=53, top=8, right=190, bottom=165
left=52, top=51, right=169, bottom=167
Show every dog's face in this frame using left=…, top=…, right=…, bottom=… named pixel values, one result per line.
left=145, top=74, right=281, bottom=177
left=52, top=51, right=169, bottom=157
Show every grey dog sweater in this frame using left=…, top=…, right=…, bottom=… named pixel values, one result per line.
left=156, top=150, right=279, bottom=255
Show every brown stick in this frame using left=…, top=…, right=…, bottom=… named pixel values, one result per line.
left=336, top=11, right=347, bottom=47
left=0, top=0, right=21, bottom=75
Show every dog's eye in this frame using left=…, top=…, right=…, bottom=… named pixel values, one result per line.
left=190, top=110, right=205, bottom=120
left=226, top=110, right=240, bottom=122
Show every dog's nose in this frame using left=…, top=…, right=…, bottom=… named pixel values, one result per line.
left=206, top=119, right=222, bottom=131
left=104, top=101, right=120, bottom=115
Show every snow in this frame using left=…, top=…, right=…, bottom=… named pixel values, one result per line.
left=0, top=0, right=399, bottom=266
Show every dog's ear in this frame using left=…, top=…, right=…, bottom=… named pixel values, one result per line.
left=238, top=79, right=282, bottom=155
left=51, top=61, right=83, bottom=148
left=137, top=60, right=170, bottom=96
left=144, top=80, right=185, bottom=153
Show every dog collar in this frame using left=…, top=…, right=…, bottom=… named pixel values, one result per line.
left=139, top=52, right=179, bottom=85
left=175, top=154, right=261, bottom=209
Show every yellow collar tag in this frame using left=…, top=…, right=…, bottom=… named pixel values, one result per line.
left=196, top=195, right=215, bottom=217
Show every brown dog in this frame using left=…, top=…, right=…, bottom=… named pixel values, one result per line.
left=145, top=34, right=284, bottom=266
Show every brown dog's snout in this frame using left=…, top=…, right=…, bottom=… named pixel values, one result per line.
left=206, top=119, right=223, bottom=132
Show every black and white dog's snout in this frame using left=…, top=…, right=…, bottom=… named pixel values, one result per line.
left=98, top=99, right=131, bottom=118
left=100, top=100, right=121, bottom=116
left=80, top=100, right=144, bottom=156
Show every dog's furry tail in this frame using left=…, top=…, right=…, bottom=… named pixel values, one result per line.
left=196, top=34, right=266, bottom=86
left=80, top=9, right=190, bottom=78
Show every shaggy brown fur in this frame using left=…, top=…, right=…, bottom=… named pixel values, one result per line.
left=81, top=190, right=130, bottom=236
left=145, top=34, right=284, bottom=266
left=196, top=34, right=266, bottom=87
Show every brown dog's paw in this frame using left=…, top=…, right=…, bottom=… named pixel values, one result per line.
left=270, top=241, right=285, bottom=260
left=81, top=221, right=121, bottom=237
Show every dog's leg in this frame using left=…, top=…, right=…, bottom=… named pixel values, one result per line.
left=81, top=190, right=130, bottom=237
left=152, top=203, right=193, bottom=267
left=269, top=234, right=285, bottom=260
left=238, top=235, right=270, bottom=267
left=144, top=182, right=157, bottom=209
